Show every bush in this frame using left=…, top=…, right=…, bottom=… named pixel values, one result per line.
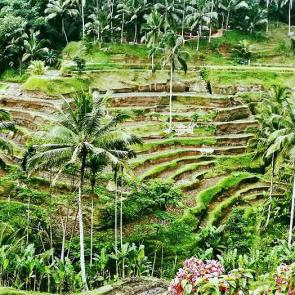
left=28, top=60, right=47, bottom=76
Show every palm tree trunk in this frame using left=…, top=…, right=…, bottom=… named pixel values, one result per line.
left=288, top=172, right=295, bottom=248
left=81, top=0, right=85, bottom=39
left=27, top=196, right=30, bottom=244
left=288, top=0, right=292, bottom=35
left=60, top=205, right=69, bottom=262
left=169, top=64, right=173, bottom=132
left=197, top=26, right=201, bottom=51
left=114, top=167, right=119, bottom=276
left=134, top=20, right=138, bottom=44
left=120, top=168, right=123, bottom=247
left=208, top=0, right=214, bottom=43
left=265, top=153, right=275, bottom=228
left=181, top=0, right=186, bottom=40
left=78, top=153, right=88, bottom=290
left=151, top=54, right=154, bottom=72
left=62, top=18, right=68, bottom=44
left=90, top=182, right=95, bottom=267
left=121, top=12, right=125, bottom=44
left=226, top=10, right=230, bottom=31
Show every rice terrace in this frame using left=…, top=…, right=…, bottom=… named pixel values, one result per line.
left=1, top=0, right=295, bottom=294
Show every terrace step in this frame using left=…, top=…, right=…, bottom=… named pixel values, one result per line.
left=1, top=107, right=57, bottom=130
left=0, top=96, right=62, bottom=114
left=110, top=92, right=241, bottom=108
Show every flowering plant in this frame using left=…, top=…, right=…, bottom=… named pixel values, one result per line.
left=274, top=264, right=295, bottom=295
left=168, top=257, right=226, bottom=295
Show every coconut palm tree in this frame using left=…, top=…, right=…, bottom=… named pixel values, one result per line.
left=85, top=8, right=109, bottom=44
left=141, top=10, right=163, bottom=71
left=217, top=0, right=249, bottom=31
left=45, top=0, right=78, bottom=44
left=186, top=0, right=217, bottom=51
left=126, top=0, right=148, bottom=43
left=0, top=109, right=15, bottom=168
left=158, top=31, right=188, bottom=132
left=88, top=155, right=108, bottom=267
left=117, top=0, right=129, bottom=44
left=25, top=93, right=141, bottom=289
left=265, top=93, right=295, bottom=247
left=154, top=0, right=183, bottom=33
left=253, top=85, right=291, bottom=228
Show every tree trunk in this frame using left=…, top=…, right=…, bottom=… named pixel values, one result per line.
left=120, top=168, right=123, bottom=247
left=78, top=153, right=88, bottom=290
left=169, top=64, right=173, bottom=132
left=197, top=26, right=201, bottom=51
left=114, top=167, right=119, bottom=276
left=288, top=0, right=292, bottom=35
left=90, top=182, right=95, bottom=267
left=121, top=12, right=125, bottom=44
left=60, top=205, right=69, bottom=262
left=151, top=54, right=154, bottom=72
left=134, top=20, right=138, bottom=44
left=81, top=0, right=85, bottom=39
left=62, top=18, right=68, bottom=44
left=265, top=153, right=275, bottom=228
left=208, top=0, right=214, bottom=43
left=288, top=172, right=295, bottom=248
left=226, top=10, right=230, bottom=31
left=27, top=196, right=30, bottom=244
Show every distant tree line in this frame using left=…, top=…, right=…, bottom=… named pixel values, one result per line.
left=0, top=0, right=294, bottom=74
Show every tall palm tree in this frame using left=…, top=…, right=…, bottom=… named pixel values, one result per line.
left=158, top=31, right=188, bottom=132
left=253, top=85, right=291, bottom=228
left=117, top=0, right=129, bottom=44
left=25, top=93, right=141, bottom=289
left=141, top=10, right=163, bottom=71
left=186, top=0, right=217, bottom=51
left=45, top=0, right=78, bottom=44
left=217, top=0, right=249, bottom=31
left=265, top=93, right=295, bottom=247
left=126, top=0, right=148, bottom=43
left=154, top=0, right=183, bottom=33
left=0, top=109, right=15, bottom=168
left=85, top=8, right=109, bottom=44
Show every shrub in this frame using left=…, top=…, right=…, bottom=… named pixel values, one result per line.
left=28, top=60, right=47, bottom=76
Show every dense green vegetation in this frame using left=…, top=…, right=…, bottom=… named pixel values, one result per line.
left=1, top=0, right=295, bottom=294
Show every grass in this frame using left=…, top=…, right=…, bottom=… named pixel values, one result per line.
left=22, top=76, right=90, bottom=96
left=139, top=155, right=214, bottom=180
left=0, top=69, right=29, bottom=83
left=205, top=186, right=264, bottom=227
left=136, top=137, right=217, bottom=153
left=207, top=68, right=295, bottom=89
left=0, top=287, right=47, bottom=294
left=168, top=161, right=215, bottom=181
left=181, top=172, right=257, bottom=225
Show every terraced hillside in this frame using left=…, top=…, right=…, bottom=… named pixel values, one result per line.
left=0, top=69, right=277, bottom=235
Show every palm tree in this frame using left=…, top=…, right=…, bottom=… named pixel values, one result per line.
left=25, top=93, right=141, bottom=288
left=117, top=0, right=129, bottom=44
left=22, top=30, right=49, bottom=63
left=253, top=85, right=291, bottom=228
left=218, top=0, right=249, bottom=31
left=88, top=155, right=108, bottom=267
left=186, top=1, right=217, bottom=51
left=158, top=31, right=188, bottom=132
left=126, top=0, right=148, bottom=43
left=85, top=8, right=109, bottom=44
left=154, top=0, right=182, bottom=33
left=141, top=10, right=163, bottom=71
left=45, top=0, right=78, bottom=44
left=0, top=109, right=15, bottom=168
left=265, top=92, right=295, bottom=247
